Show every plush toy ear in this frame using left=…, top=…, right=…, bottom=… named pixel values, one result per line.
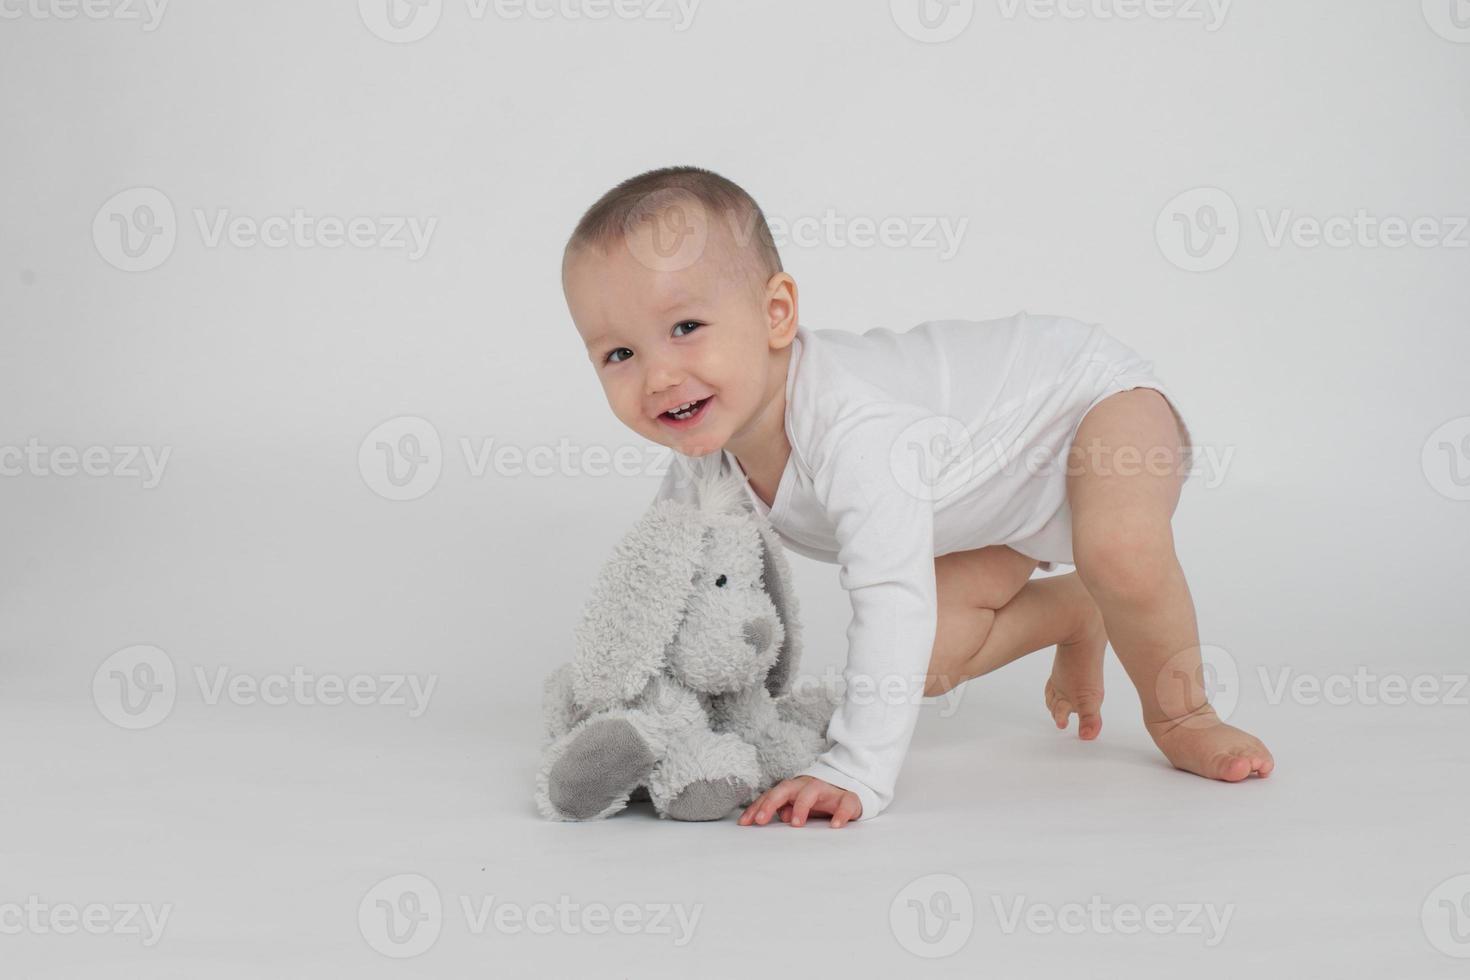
left=681, top=451, right=805, bottom=697
left=755, top=515, right=803, bottom=698
left=570, top=499, right=708, bottom=714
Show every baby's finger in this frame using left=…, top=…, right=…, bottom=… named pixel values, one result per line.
left=778, top=803, right=793, bottom=823
left=737, top=789, right=774, bottom=826
left=740, top=784, right=783, bottom=824
left=789, top=780, right=825, bottom=827
left=741, top=780, right=798, bottom=826
left=829, top=795, right=860, bottom=829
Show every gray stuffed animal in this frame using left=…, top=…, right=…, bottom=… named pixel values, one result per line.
left=534, top=454, right=844, bottom=822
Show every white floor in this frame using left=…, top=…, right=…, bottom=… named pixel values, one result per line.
left=3, top=473, right=1467, bottom=978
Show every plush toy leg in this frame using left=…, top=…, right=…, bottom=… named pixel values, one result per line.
left=709, top=681, right=841, bottom=790
left=775, top=674, right=846, bottom=739
left=749, top=718, right=827, bottom=789
left=648, top=728, right=762, bottom=821
left=534, top=710, right=661, bottom=821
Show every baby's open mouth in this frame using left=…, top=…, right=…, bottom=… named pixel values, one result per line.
left=661, top=396, right=712, bottom=422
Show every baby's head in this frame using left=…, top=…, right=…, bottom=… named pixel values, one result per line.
left=562, top=166, right=796, bottom=460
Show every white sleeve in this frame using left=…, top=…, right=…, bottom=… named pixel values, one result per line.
left=792, top=410, right=939, bottom=822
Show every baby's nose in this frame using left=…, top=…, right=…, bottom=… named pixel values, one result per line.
left=742, top=618, right=773, bottom=654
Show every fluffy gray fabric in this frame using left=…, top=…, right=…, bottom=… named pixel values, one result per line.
left=534, top=454, right=844, bottom=822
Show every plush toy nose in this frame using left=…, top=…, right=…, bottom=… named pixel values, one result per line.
left=742, top=617, right=773, bottom=655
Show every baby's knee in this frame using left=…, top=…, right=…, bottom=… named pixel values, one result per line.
left=1074, top=520, right=1176, bottom=604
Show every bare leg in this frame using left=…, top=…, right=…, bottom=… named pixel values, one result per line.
left=923, top=545, right=1104, bottom=701
left=780, top=549, right=1107, bottom=824
left=1066, top=388, right=1274, bottom=780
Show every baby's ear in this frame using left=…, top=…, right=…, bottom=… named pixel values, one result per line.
left=569, top=499, right=707, bottom=714
left=755, top=516, right=803, bottom=698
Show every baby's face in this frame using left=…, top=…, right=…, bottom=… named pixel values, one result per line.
left=563, top=207, right=785, bottom=459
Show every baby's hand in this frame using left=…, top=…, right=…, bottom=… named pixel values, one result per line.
left=737, top=776, right=862, bottom=828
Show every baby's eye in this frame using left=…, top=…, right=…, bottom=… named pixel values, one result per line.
left=673, top=320, right=703, bottom=337
left=605, top=348, right=633, bottom=365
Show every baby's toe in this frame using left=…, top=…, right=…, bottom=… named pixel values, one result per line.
left=1213, top=753, right=1254, bottom=781
left=1046, top=690, right=1072, bottom=730
left=1077, top=712, right=1102, bottom=740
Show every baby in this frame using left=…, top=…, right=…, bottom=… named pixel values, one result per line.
left=560, top=165, right=1274, bottom=829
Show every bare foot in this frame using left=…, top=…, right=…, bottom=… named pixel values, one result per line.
left=1146, top=705, right=1275, bottom=781
left=1044, top=601, right=1108, bottom=740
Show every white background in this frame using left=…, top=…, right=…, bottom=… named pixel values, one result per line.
left=1, top=0, right=1467, bottom=976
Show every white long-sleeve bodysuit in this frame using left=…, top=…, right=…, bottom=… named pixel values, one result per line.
left=653, top=311, right=1194, bottom=822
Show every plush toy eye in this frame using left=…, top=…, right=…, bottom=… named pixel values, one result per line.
left=715, top=574, right=727, bottom=588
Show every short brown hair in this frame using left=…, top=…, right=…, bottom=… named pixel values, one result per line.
left=563, top=165, right=783, bottom=293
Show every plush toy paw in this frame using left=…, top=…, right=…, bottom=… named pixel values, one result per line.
left=663, top=776, right=754, bottom=822
left=542, top=716, right=657, bottom=820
